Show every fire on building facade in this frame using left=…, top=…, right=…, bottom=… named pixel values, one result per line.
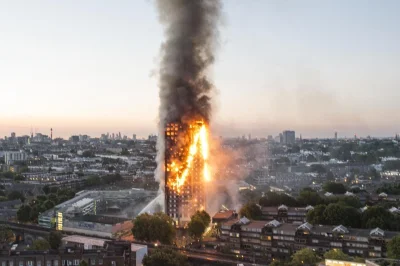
left=164, top=121, right=208, bottom=223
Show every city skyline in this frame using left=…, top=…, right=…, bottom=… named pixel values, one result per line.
left=1, top=0, right=400, bottom=138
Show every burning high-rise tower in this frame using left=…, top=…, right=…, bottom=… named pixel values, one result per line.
left=155, top=0, right=221, bottom=223
left=165, top=121, right=209, bottom=222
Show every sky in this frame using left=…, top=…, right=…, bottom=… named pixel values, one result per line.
left=1, top=0, right=399, bottom=139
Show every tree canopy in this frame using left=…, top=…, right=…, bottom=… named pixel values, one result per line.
left=79, top=261, right=88, bottom=266
left=7, top=190, right=25, bottom=202
left=291, top=248, right=321, bottom=266
left=297, top=188, right=323, bottom=206
left=132, top=212, right=175, bottom=245
left=17, top=188, right=76, bottom=223
left=142, top=248, right=188, bottom=266
left=306, top=204, right=326, bottom=225
left=187, top=210, right=211, bottom=240
left=239, top=203, right=262, bottom=220
left=387, top=235, right=400, bottom=259
left=17, top=205, right=32, bottom=222
left=324, top=249, right=351, bottom=261
left=30, top=239, right=51, bottom=250
left=361, top=206, right=392, bottom=230
left=323, top=182, right=346, bottom=194
left=259, top=192, right=299, bottom=207
left=49, top=231, right=62, bottom=249
left=0, top=225, right=14, bottom=244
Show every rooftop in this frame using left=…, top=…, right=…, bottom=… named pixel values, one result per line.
left=62, top=235, right=107, bottom=247
left=212, top=210, right=236, bottom=220
left=72, top=198, right=93, bottom=208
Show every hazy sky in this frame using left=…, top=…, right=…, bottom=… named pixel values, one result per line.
left=1, top=0, right=399, bottom=138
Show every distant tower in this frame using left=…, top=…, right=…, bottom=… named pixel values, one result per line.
left=335, top=132, right=338, bottom=140
left=51, top=128, right=53, bottom=140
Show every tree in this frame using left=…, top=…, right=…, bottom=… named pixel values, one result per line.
left=120, top=149, right=130, bottom=156
left=82, top=150, right=95, bottom=158
left=338, top=196, right=362, bottom=208
left=383, top=160, right=400, bottom=171
left=30, top=239, right=51, bottom=250
left=297, top=189, right=323, bottom=206
left=368, top=168, right=380, bottom=180
left=48, top=231, right=62, bottom=249
left=187, top=216, right=206, bottom=240
left=17, top=205, right=32, bottom=222
left=291, top=248, right=320, bottom=266
left=259, top=191, right=299, bottom=207
left=7, top=190, right=25, bottom=202
left=387, top=235, right=400, bottom=259
left=306, top=155, right=317, bottom=163
left=342, top=206, right=361, bottom=228
left=326, top=171, right=334, bottom=181
left=85, top=176, right=102, bottom=187
left=142, top=248, right=188, bottom=266
left=108, top=166, right=115, bottom=173
left=306, top=205, right=326, bottom=225
left=361, top=206, right=392, bottom=229
left=79, top=261, right=88, bottom=266
left=239, top=203, right=262, bottom=220
left=43, top=185, right=50, bottom=195
left=42, top=200, right=56, bottom=210
left=353, top=257, right=365, bottom=263
left=323, top=182, right=346, bottom=194
left=132, top=212, right=175, bottom=245
left=324, top=249, right=351, bottom=261
left=187, top=210, right=211, bottom=240
left=195, top=210, right=211, bottom=226
left=0, top=225, right=14, bottom=243
left=323, top=204, right=361, bottom=227
left=269, top=260, right=286, bottom=266
left=310, top=164, right=327, bottom=174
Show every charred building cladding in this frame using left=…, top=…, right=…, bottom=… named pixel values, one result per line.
left=165, top=121, right=207, bottom=222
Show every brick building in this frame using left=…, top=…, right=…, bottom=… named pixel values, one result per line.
left=0, top=241, right=146, bottom=266
left=219, top=218, right=399, bottom=260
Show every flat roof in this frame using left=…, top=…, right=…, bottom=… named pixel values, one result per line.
left=72, top=198, right=93, bottom=208
left=62, top=235, right=107, bottom=247
left=130, top=243, right=147, bottom=252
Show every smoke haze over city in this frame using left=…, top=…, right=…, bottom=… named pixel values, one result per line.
left=1, top=0, right=400, bottom=138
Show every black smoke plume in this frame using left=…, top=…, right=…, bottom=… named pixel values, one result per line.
left=155, top=0, right=222, bottom=190
left=157, top=0, right=221, bottom=126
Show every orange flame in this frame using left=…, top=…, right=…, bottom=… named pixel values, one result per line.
left=168, top=123, right=211, bottom=193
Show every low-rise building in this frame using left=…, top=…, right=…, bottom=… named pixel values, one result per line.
left=23, top=172, right=78, bottom=182
left=0, top=240, right=145, bottom=266
left=212, top=210, right=237, bottom=224
left=219, top=218, right=400, bottom=259
left=261, top=204, right=313, bottom=223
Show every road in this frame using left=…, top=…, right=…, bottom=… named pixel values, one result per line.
left=182, top=249, right=266, bottom=266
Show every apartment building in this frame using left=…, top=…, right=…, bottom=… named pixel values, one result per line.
left=4, top=151, right=27, bottom=165
left=0, top=241, right=145, bottom=266
left=261, top=204, right=313, bottom=223
left=219, top=218, right=399, bottom=259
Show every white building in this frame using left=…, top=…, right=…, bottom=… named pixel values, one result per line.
left=4, top=151, right=27, bottom=165
left=71, top=198, right=95, bottom=215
